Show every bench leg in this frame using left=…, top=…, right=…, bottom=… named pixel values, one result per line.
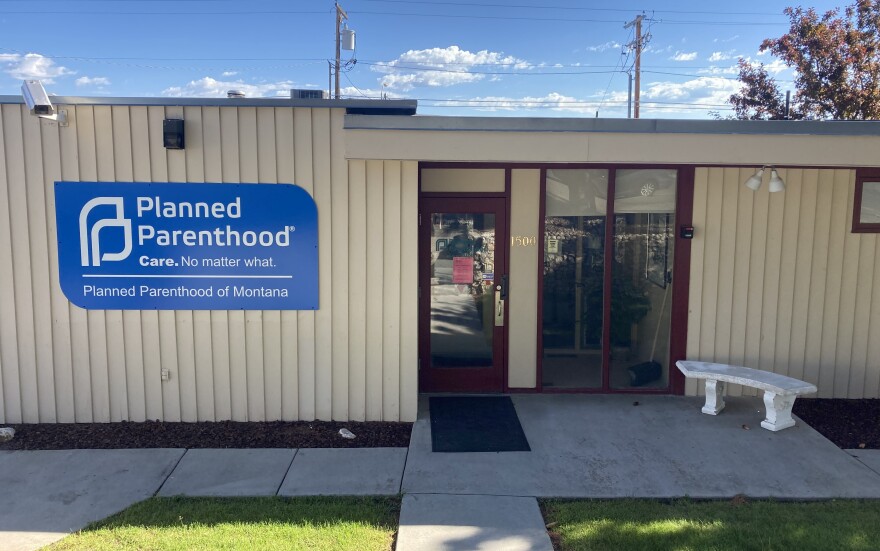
left=761, top=392, right=797, bottom=431
left=702, top=379, right=725, bottom=415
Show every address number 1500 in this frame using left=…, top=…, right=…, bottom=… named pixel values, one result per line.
left=511, top=235, right=537, bottom=247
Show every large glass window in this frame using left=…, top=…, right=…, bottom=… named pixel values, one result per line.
left=542, top=169, right=608, bottom=389
left=541, top=167, right=678, bottom=391
left=853, top=169, right=880, bottom=232
left=610, top=169, right=676, bottom=389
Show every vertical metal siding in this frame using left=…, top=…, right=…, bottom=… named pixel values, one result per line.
left=293, top=108, right=316, bottom=422
left=365, top=160, right=385, bottom=421
left=687, top=167, right=880, bottom=398
left=275, top=107, right=299, bottom=422
left=0, top=104, right=418, bottom=423
left=0, top=105, right=23, bottom=423
left=348, top=160, right=368, bottom=421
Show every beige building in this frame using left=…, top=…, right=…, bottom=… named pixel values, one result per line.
left=1, top=95, right=879, bottom=424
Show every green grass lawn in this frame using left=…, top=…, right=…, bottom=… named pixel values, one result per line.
left=48, top=496, right=400, bottom=551
left=542, top=498, right=880, bottom=551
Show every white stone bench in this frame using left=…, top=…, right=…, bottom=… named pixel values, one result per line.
left=675, top=361, right=817, bottom=431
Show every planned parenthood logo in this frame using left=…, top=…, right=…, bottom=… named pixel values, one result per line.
left=80, top=197, right=133, bottom=266
left=55, top=182, right=319, bottom=310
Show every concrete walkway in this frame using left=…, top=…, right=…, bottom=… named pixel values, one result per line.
left=0, top=449, right=184, bottom=551
left=397, top=494, right=553, bottom=551
left=846, top=449, right=880, bottom=476
left=403, top=394, right=880, bottom=498
left=2, top=394, right=880, bottom=551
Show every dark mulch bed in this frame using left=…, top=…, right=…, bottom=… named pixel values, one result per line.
left=0, top=420, right=412, bottom=450
left=793, top=398, right=880, bottom=449
left=1, top=398, right=876, bottom=451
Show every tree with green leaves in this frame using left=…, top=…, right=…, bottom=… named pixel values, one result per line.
left=729, top=0, right=880, bottom=120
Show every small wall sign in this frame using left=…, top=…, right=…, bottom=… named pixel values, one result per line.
left=511, top=235, right=537, bottom=247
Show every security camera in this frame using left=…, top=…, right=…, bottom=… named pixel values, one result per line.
left=21, top=80, right=55, bottom=117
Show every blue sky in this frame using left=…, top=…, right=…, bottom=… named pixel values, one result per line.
left=0, top=0, right=844, bottom=118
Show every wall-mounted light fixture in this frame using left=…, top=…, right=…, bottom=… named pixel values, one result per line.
left=768, top=169, right=785, bottom=193
left=744, top=166, right=785, bottom=192
left=163, top=119, right=185, bottom=149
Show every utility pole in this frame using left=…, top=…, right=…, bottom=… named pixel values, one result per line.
left=334, top=2, right=348, bottom=99
left=625, top=14, right=645, bottom=119
left=626, top=71, right=633, bottom=118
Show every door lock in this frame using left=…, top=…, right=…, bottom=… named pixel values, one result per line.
left=494, top=288, right=505, bottom=326
left=494, top=274, right=507, bottom=327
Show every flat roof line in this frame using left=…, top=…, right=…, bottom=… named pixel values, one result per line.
left=344, top=114, right=880, bottom=137
left=0, top=95, right=417, bottom=112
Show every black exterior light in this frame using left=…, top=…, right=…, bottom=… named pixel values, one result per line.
left=163, top=119, right=185, bottom=149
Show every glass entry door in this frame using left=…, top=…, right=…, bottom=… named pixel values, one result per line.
left=419, top=197, right=507, bottom=392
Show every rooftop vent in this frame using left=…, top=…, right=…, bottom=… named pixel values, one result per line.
left=227, top=90, right=245, bottom=98
left=291, top=89, right=328, bottom=100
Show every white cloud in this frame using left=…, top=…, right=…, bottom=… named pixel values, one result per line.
left=222, top=71, right=238, bottom=77
left=764, top=59, right=788, bottom=74
left=0, top=53, right=74, bottom=83
left=734, top=57, right=788, bottom=75
left=671, top=51, right=698, bottom=62
left=757, top=49, right=770, bottom=57
left=162, top=77, right=297, bottom=98
left=644, top=44, right=673, bottom=55
left=708, top=51, right=735, bottom=62
left=714, top=34, right=740, bottom=43
left=378, top=71, right=483, bottom=90
left=639, top=76, right=740, bottom=114
left=419, top=82, right=738, bottom=117
left=371, top=46, right=531, bottom=91
left=339, top=85, right=405, bottom=100
left=587, top=41, right=621, bottom=52
left=698, top=65, right=741, bottom=76
left=76, top=76, right=110, bottom=87
left=440, top=92, right=602, bottom=115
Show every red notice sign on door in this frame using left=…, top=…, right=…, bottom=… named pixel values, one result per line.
left=452, top=256, right=474, bottom=284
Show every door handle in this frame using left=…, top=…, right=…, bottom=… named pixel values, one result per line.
left=494, top=286, right=505, bottom=326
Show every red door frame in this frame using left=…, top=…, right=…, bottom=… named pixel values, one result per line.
left=534, top=165, right=694, bottom=395
left=418, top=196, right=509, bottom=393
left=417, top=162, right=693, bottom=396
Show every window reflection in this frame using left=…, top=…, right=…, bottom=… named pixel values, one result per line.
left=541, top=168, right=677, bottom=390
left=610, top=169, right=676, bottom=389
left=542, top=170, right=607, bottom=388
left=430, top=213, right=496, bottom=368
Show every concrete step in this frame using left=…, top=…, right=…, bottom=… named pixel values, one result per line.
left=396, top=493, right=553, bottom=551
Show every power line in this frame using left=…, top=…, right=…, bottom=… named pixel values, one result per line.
left=342, top=72, right=371, bottom=99
left=0, top=0, right=784, bottom=16
left=399, top=97, right=735, bottom=107
left=359, top=0, right=785, bottom=17
left=0, top=7, right=785, bottom=25
left=2, top=46, right=781, bottom=82
left=0, top=0, right=268, bottom=2
left=597, top=30, right=633, bottom=115
left=349, top=10, right=784, bottom=25
left=642, top=69, right=793, bottom=83
left=0, top=9, right=329, bottom=15
left=362, top=61, right=622, bottom=75
left=0, top=47, right=758, bottom=69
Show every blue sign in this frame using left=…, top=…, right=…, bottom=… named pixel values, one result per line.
left=55, top=182, right=318, bottom=310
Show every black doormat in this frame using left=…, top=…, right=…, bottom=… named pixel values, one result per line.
left=429, top=396, right=531, bottom=453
